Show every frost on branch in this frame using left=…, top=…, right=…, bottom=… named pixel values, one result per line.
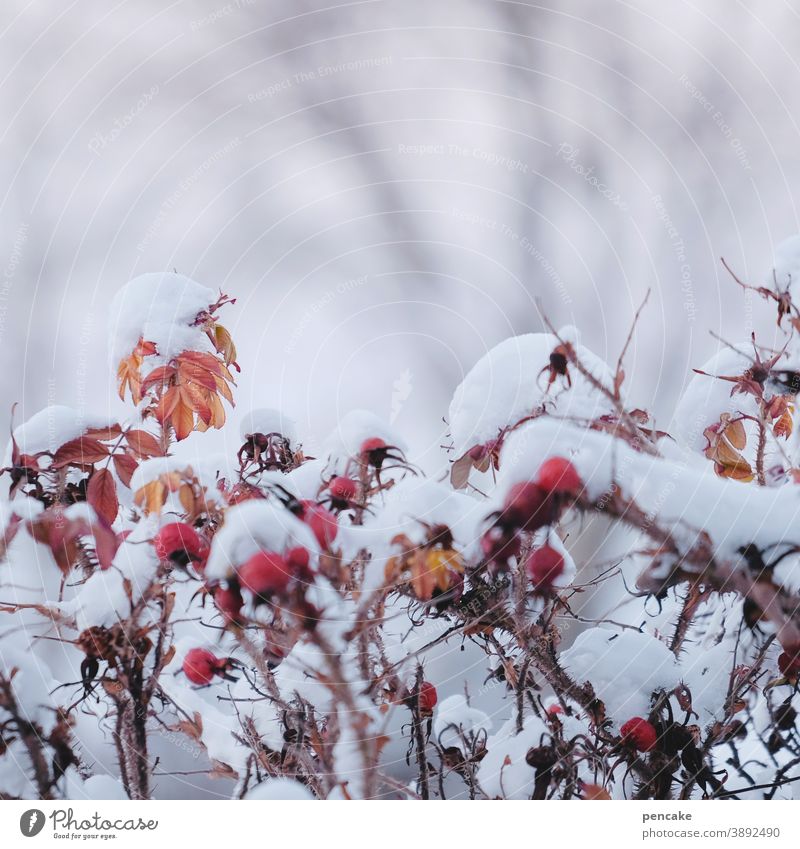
left=2, top=255, right=800, bottom=801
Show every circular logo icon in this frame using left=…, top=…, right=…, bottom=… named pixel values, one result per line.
left=19, top=810, right=45, bottom=837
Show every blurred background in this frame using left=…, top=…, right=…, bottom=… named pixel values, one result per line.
left=2, top=0, right=799, bottom=467
left=2, top=0, right=800, bottom=799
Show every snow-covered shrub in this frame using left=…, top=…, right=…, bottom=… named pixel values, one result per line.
left=2, top=250, right=800, bottom=801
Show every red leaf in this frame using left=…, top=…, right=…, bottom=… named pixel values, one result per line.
left=84, top=423, right=123, bottom=441
left=90, top=522, right=119, bottom=570
left=87, top=468, right=119, bottom=524
left=51, top=437, right=109, bottom=469
left=113, top=452, right=139, bottom=488
left=124, top=429, right=163, bottom=458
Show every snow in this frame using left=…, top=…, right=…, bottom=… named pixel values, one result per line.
left=0, top=645, right=59, bottom=728
left=239, top=407, right=298, bottom=443
left=66, top=517, right=160, bottom=629
left=4, top=405, right=112, bottom=466
left=361, top=477, right=484, bottom=558
left=432, top=694, right=492, bottom=751
left=159, top=639, right=267, bottom=775
left=129, top=453, right=230, bottom=513
left=324, top=409, right=407, bottom=466
left=495, top=417, right=800, bottom=583
left=476, top=714, right=549, bottom=799
left=447, top=330, right=617, bottom=457
left=3, top=237, right=800, bottom=802
left=244, top=778, right=316, bottom=800
left=560, top=627, right=680, bottom=724
left=64, top=773, right=129, bottom=801
left=107, top=272, right=215, bottom=367
left=672, top=345, right=800, bottom=481
left=772, top=234, right=800, bottom=293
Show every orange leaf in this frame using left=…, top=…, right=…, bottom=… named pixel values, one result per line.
left=171, top=398, right=195, bottom=441
left=87, top=468, right=119, bottom=524
left=194, top=401, right=217, bottom=433
left=178, top=484, right=196, bottom=516
left=181, top=384, right=212, bottom=425
left=177, top=360, right=218, bottom=391
left=703, top=415, right=754, bottom=482
left=155, top=387, right=180, bottom=425
left=213, top=373, right=234, bottom=405
left=140, top=365, right=177, bottom=395
left=214, top=323, right=237, bottom=367
left=774, top=411, right=793, bottom=440
left=179, top=350, right=235, bottom=384
left=206, top=391, right=226, bottom=429
left=117, top=356, right=142, bottom=404
left=409, top=551, right=436, bottom=601
left=134, top=479, right=166, bottom=514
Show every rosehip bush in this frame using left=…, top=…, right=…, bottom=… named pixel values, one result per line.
left=2, top=250, right=800, bottom=801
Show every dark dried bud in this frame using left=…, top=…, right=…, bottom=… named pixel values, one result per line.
left=525, top=745, right=557, bottom=771
left=774, top=701, right=797, bottom=732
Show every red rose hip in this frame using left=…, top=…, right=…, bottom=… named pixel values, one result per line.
left=620, top=717, right=658, bottom=752
left=183, top=648, right=222, bottom=686
left=300, top=500, right=338, bottom=548
left=502, top=481, right=550, bottom=531
left=536, top=456, right=582, bottom=496
left=527, top=545, right=565, bottom=589
left=418, top=681, right=438, bottom=714
left=238, top=551, right=291, bottom=597
left=329, top=476, right=358, bottom=503
left=213, top=584, right=244, bottom=623
left=154, top=522, right=209, bottom=570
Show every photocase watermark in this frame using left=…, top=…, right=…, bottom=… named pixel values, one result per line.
left=555, top=144, right=629, bottom=211
left=137, top=136, right=242, bottom=252
left=20, top=809, right=45, bottom=837
left=247, top=56, right=393, bottom=101
left=284, top=274, right=369, bottom=354
left=678, top=74, right=752, bottom=171
left=0, top=221, right=28, bottom=344
left=449, top=207, right=572, bottom=305
left=396, top=142, right=529, bottom=173
left=18, top=808, right=159, bottom=837
left=75, top=311, right=96, bottom=425
left=87, top=85, right=159, bottom=155
left=190, top=0, right=256, bottom=30
left=390, top=369, right=413, bottom=424
left=651, top=194, right=696, bottom=323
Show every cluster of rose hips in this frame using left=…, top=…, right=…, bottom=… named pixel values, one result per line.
left=481, top=456, right=582, bottom=590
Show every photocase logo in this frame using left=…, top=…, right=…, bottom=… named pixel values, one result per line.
left=19, top=809, right=45, bottom=837
left=390, top=368, right=413, bottom=424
